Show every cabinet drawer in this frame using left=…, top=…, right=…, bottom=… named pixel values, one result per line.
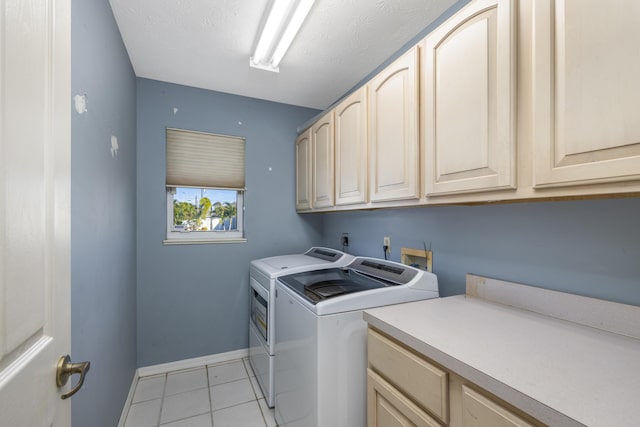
left=368, top=369, right=442, bottom=427
left=368, top=328, right=448, bottom=423
left=461, top=385, right=535, bottom=427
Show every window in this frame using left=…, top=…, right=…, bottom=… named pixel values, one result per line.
left=165, top=128, right=246, bottom=243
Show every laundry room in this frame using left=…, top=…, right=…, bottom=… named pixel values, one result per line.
left=2, top=0, right=640, bottom=426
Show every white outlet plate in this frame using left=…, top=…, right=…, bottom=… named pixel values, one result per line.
left=383, top=237, right=391, bottom=253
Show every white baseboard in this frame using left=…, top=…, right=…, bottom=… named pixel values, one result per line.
left=138, top=348, right=249, bottom=378
left=117, top=348, right=249, bottom=427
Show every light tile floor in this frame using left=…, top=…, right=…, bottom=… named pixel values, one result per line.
left=123, top=358, right=277, bottom=427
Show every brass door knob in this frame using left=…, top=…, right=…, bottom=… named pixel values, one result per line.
left=56, top=355, right=91, bottom=399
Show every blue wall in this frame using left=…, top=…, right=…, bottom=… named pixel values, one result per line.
left=136, top=78, right=323, bottom=367
left=71, top=0, right=137, bottom=426
left=321, top=198, right=640, bottom=306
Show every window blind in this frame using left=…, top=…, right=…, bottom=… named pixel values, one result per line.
left=166, top=128, right=245, bottom=189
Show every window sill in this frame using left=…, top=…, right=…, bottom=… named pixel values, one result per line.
left=163, top=238, right=247, bottom=245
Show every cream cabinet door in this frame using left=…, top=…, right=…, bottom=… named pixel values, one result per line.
left=312, top=111, right=335, bottom=208
left=367, top=369, right=441, bottom=427
left=368, top=328, right=448, bottom=424
left=532, top=0, right=640, bottom=187
left=296, top=129, right=312, bottom=210
left=369, top=47, right=420, bottom=202
left=335, top=87, right=368, bottom=205
left=461, top=385, right=534, bottom=427
left=423, top=0, right=516, bottom=196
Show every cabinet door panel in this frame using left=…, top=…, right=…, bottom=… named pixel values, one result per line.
left=424, top=0, right=516, bottom=196
left=296, top=130, right=312, bottom=210
left=369, top=47, right=419, bottom=202
left=533, top=0, right=640, bottom=187
left=336, top=88, right=367, bottom=205
left=436, top=19, right=489, bottom=176
left=367, top=369, right=441, bottom=427
left=312, top=112, right=335, bottom=208
left=461, top=385, right=534, bottom=427
left=368, top=329, right=448, bottom=424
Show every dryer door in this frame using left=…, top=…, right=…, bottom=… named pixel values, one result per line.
left=249, top=277, right=269, bottom=343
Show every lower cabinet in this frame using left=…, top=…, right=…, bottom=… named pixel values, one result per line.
left=367, top=328, right=543, bottom=427
left=456, top=383, right=535, bottom=427
left=368, top=327, right=448, bottom=425
left=368, top=369, right=441, bottom=427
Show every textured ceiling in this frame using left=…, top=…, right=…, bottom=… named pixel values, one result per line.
left=109, top=0, right=456, bottom=109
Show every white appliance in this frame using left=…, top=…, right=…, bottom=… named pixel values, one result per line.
left=249, top=247, right=354, bottom=407
left=274, top=257, right=439, bottom=427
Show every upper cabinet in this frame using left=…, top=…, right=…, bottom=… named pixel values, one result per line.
left=369, top=47, right=420, bottom=202
left=295, top=129, right=312, bottom=210
left=423, top=0, right=516, bottom=196
left=295, top=0, right=640, bottom=213
left=335, top=87, right=368, bottom=206
left=311, top=111, right=335, bottom=208
left=532, top=0, right=640, bottom=187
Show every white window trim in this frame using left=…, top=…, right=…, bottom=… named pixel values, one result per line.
left=164, top=189, right=246, bottom=245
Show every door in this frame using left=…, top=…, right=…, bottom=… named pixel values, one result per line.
left=369, top=47, right=420, bottom=202
left=0, top=0, right=72, bottom=425
left=532, top=0, right=640, bottom=187
left=367, top=369, right=441, bottom=427
left=461, top=385, right=535, bottom=427
left=311, top=111, right=335, bottom=208
left=296, top=129, right=312, bottom=210
left=335, top=87, right=368, bottom=205
left=423, top=0, right=516, bottom=196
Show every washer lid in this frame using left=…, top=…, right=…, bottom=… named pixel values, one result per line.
left=304, top=279, right=380, bottom=301
left=251, top=247, right=353, bottom=278
left=278, top=268, right=389, bottom=305
left=261, top=254, right=329, bottom=270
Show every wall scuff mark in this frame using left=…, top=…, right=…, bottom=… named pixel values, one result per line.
left=74, top=94, right=88, bottom=114
left=111, top=135, right=119, bottom=157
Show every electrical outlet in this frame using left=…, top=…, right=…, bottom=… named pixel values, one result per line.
left=383, top=236, right=391, bottom=253
left=341, top=232, right=349, bottom=248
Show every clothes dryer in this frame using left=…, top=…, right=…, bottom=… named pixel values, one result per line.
left=249, top=247, right=353, bottom=407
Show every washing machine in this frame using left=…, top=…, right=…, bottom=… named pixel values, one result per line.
left=273, top=257, right=439, bottom=427
left=249, top=247, right=354, bottom=407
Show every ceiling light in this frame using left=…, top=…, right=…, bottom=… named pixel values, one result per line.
left=250, top=0, right=315, bottom=72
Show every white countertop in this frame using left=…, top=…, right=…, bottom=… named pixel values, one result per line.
left=364, top=290, right=640, bottom=427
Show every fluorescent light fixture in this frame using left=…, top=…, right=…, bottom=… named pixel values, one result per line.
left=250, top=0, right=315, bottom=72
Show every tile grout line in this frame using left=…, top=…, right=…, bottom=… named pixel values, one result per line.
left=148, top=358, right=270, bottom=427
left=162, top=368, right=212, bottom=425
left=206, top=363, right=215, bottom=427
left=244, top=358, right=270, bottom=427
left=241, top=358, right=264, bottom=425
left=156, top=373, right=168, bottom=426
